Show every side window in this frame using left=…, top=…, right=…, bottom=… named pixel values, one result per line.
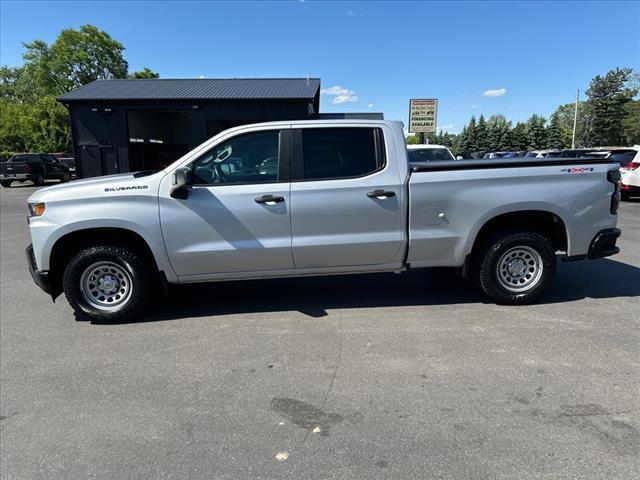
left=191, top=130, right=280, bottom=185
left=301, top=128, right=384, bottom=180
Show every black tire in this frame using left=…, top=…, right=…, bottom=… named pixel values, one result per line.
left=474, top=231, right=556, bottom=305
left=63, top=245, right=151, bottom=322
left=0, top=180, right=12, bottom=188
left=32, top=172, right=44, bottom=185
left=60, top=172, right=71, bottom=183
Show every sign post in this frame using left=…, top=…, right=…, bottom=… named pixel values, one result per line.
left=409, top=99, right=438, bottom=144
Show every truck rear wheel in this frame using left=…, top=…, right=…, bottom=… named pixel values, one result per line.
left=474, top=231, right=556, bottom=305
left=63, top=245, right=151, bottom=322
left=0, top=180, right=12, bottom=188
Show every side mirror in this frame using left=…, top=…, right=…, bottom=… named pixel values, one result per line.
left=170, top=167, right=192, bottom=199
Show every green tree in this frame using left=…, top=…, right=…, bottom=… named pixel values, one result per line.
left=586, top=67, right=637, bottom=146
left=510, top=122, right=528, bottom=151
left=549, top=103, right=577, bottom=148
left=487, top=114, right=512, bottom=150
left=476, top=114, right=489, bottom=151
left=466, top=116, right=478, bottom=152
left=622, top=99, right=640, bottom=144
left=405, top=134, right=420, bottom=145
left=0, top=25, right=151, bottom=154
left=23, top=24, right=129, bottom=96
left=546, top=113, right=565, bottom=149
left=526, top=114, right=547, bottom=150
left=130, top=67, right=160, bottom=79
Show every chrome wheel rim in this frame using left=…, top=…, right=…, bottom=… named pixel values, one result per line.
left=80, top=261, right=133, bottom=311
left=496, top=246, right=544, bottom=292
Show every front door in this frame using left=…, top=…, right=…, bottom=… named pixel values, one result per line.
left=100, top=147, right=119, bottom=175
left=290, top=126, right=405, bottom=269
left=160, top=129, right=294, bottom=277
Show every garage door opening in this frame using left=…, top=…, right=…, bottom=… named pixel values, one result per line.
left=127, top=110, right=189, bottom=171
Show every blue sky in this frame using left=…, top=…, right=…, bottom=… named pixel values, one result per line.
left=1, top=0, right=638, bottom=133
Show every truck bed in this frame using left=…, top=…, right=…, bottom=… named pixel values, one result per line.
left=409, top=156, right=618, bottom=172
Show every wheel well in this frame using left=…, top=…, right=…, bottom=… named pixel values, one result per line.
left=49, top=228, right=159, bottom=294
left=472, top=210, right=568, bottom=255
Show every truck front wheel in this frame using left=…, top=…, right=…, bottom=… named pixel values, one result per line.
left=474, top=231, right=556, bottom=305
left=0, top=180, right=12, bottom=188
left=63, top=245, right=151, bottom=322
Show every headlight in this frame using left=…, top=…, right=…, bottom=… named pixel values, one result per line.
left=28, top=202, right=46, bottom=217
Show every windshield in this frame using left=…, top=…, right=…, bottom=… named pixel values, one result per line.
left=407, top=148, right=454, bottom=162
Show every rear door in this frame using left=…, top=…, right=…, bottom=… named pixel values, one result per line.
left=289, top=126, right=404, bottom=269
left=160, top=128, right=294, bottom=277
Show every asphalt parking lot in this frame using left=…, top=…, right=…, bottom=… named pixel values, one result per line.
left=1, top=182, right=638, bottom=480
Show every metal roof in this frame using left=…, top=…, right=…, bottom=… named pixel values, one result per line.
left=58, top=78, right=321, bottom=102
left=317, top=112, right=384, bottom=120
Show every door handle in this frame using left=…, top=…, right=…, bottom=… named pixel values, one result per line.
left=255, top=194, right=285, bottom=205
left=367, top=189, right=396, bottom=199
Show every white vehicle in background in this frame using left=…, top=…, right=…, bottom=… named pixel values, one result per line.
left=619, top=145, right=640, bottom=200
left=406, top=144, right=457, bottom=163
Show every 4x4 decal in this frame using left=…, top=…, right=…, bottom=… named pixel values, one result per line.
left=561, top=167, right=594, bottom=174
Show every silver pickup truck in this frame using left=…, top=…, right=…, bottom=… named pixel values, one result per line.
left=26, top=120, right=622, bottom=322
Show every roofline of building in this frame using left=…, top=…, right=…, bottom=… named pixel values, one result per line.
left=58, top=97, right=319, bottom=104
left=57, top=77, right=321, bottom=102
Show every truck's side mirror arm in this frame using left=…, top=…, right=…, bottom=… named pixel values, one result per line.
left=170, top=167, right=192, bottom=199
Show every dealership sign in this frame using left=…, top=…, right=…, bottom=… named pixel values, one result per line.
left=408, top=99, right=438, bottom=133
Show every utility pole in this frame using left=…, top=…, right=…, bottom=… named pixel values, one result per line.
left=572, top=89, right=580, bottom=149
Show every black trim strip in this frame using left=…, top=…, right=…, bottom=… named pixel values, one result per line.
left=411, top=157, right=618, bottom=173
left=278, top=129, right=291, bottom=182
left=290, top=129, right=304, bottom=180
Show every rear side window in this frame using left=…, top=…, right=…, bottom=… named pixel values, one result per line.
left=301, top=128, right=384, bottom=180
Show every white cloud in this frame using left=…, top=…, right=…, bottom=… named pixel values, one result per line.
left=321, top=85, right=359, bottom=103
left=347, top=10, right=356, bottom=16
left=471, top=104, right=481, bottom=109
left=333, top=94, right=359, bottom=104
left=321, top=85, right=352, bottom=95
left=367, top=103, right=374, bottom=108
left=482, top=88, right=507, bottom=97
left=198, top=74, right=205, bottom=79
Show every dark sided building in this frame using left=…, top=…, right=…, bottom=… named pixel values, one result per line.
left=57, top=78, right=383, bottom=178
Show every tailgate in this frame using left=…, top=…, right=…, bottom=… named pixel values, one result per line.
left=0, top=162, right=27, bottom=174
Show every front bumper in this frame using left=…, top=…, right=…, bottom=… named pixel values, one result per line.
left=621, top=183, right=640, bottom=195
left=588, top=228, right=621, bottom=259
left=26, top=244, right=53, bottom=296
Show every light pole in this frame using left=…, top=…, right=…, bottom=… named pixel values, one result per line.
left=572, top=89, right=580, bottom=149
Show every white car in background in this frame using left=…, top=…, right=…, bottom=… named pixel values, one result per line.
left=619, top=145, right=640, bottom=200
left=406, top=144, right=457, bottom=163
